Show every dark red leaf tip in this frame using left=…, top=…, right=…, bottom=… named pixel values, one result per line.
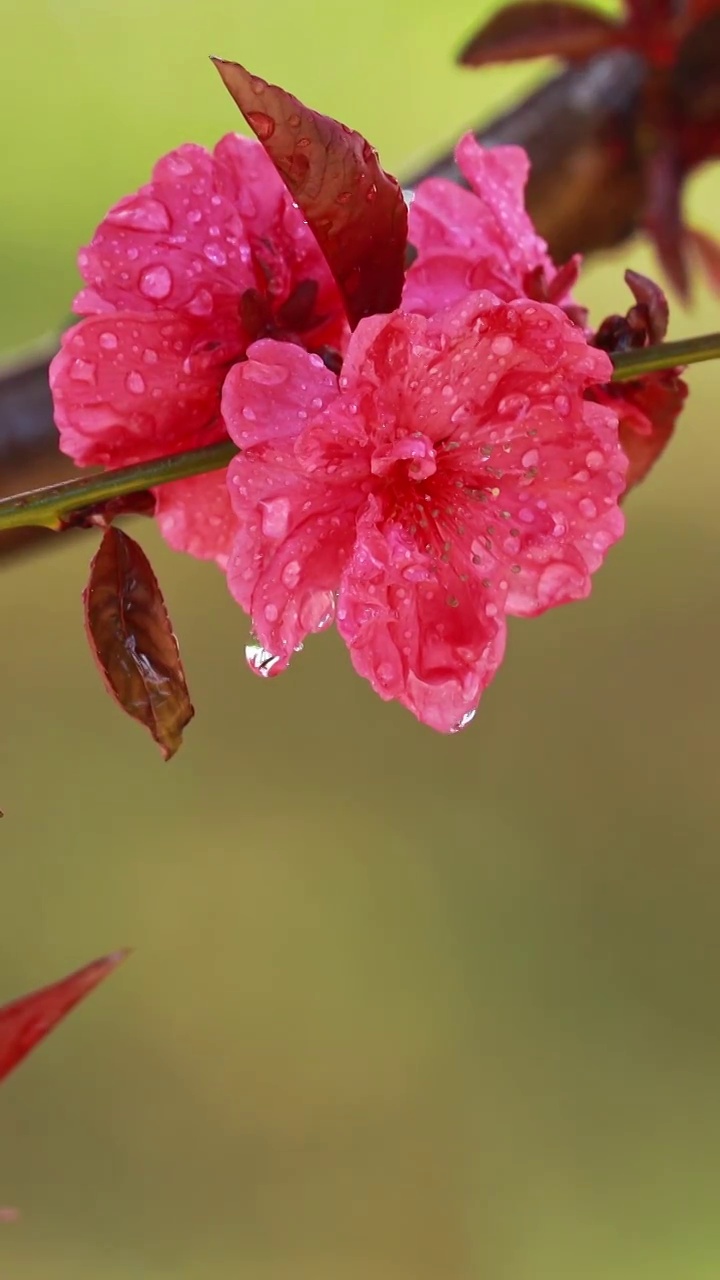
left=212, top=57, right=408, bottom=327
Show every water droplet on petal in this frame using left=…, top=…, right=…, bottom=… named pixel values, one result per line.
left=242, top=362, right=289, bottom=387
left=142, top=348, right=159, bottom=364
left=299, top=590, right=335, bottom=632
left=188, top=288, right=214, bottom=317
left=579, top=497, right=597, bottom=519
left=521, top=449, right=539, bottom=468
left=245, top=644, right=283, bottom=676
left=246, top=110, right=275, bottom=141
left=70, top=358, right=97, bottom=383
left=139, top=264, right=173, bottom=300
left=585, top=450, right=605, bottom=471
left=203, top=242, right=228, bottom=267
left=260, top=497, right=290, bottom=539
left=451, top=709, right=476, bottom=733
left=281, top=560, right=301, bottom=589
left=491, top=335, right=513, bottom=356
left=125, top=370, right=146, bottom=395
left=106, top=197, right=171, bottom=233
left=99, top=332, right=118, bottom=351
left=163, top=152, right=194, bottom=177
left=264, top=603, right=279, bottom=622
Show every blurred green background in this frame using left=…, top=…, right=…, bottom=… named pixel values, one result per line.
left=2, top=1, right=720, bottom=1277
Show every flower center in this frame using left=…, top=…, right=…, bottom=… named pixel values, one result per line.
left=370, top=432, right=438, bottom=482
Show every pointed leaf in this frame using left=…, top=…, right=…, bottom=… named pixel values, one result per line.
left=459, top=2, right=618, bottom=66
left=84, top=527, right=194, bottom=759
left=212, top=58, right=408, bottom=327
left=0, top=952, right=128, bottom=1083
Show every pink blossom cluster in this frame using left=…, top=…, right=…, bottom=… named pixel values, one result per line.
left=50, top=125, right=633, bottom=731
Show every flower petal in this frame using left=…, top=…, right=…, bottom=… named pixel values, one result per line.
left=155, top=470, right=237, bottom=567
left=337, top=497, right=506, bottom=732
left=222, top=339, right=339, bottom=450
left=405, top=137, right=562, bottom=312
left=74, top=141, right=255, bottom=319
left=50, top=313, right=235, bottom=467
left=227, top=445, right=361, bottom=665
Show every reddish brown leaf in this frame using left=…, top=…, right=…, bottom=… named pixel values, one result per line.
left=459, top=2, right=618, bottom=66
left=84, top=527, right=194, bottom=759
left=212, top=58, right=408, bottom=328
left=0, top=952, right=128, bottom=1084
left=589, top=270, right=686, bottom=494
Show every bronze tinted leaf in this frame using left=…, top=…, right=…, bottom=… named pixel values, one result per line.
left=459, top=1, right=618, bottom=66
left=84, top=527, right=194, bottom=759
left=212, top=58, right=408, bottom=328
left=0, top=952, right=128, bottom=1083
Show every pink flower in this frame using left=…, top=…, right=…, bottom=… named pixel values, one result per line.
left=404, top=134, right=582, bottom=321
left=222, top=292, right=626, bottom=732
left=50, top=134, right=348, bottom=566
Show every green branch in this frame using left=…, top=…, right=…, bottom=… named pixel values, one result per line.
left=0, top=441, right=238, bottom=532
left=610, top=332, right=720, bottom=380
left=0, top=330, right=718, bottom=535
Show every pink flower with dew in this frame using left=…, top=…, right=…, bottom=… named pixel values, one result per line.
left=50, top=134, right=348, bottom=566
left=222, top=292, right=626, bottom=732
left=404, top=134, right=583, bottom=322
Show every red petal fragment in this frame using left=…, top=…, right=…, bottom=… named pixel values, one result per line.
left=84, top=527, right=194, bottom=759
left=458, top=1, right=618, bottom=66
left=0, top=952, right=128, bottom=1084
left=211, top=59, right=408, bottom=328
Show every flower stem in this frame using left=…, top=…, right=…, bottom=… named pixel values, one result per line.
left=0, top=441, right=238, bottom=532
left=0, top=330, right=718, bottom=535
left=610, top=332, right=720, bottom=380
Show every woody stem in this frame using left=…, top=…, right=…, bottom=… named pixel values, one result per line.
left=0, top=331, right=718, bottom=533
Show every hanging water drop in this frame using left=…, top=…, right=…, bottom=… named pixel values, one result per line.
left=245, top=644, right=283, bottom=677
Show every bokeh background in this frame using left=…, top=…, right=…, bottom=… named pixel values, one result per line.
left=2, top=1, right=720, bottom=1277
